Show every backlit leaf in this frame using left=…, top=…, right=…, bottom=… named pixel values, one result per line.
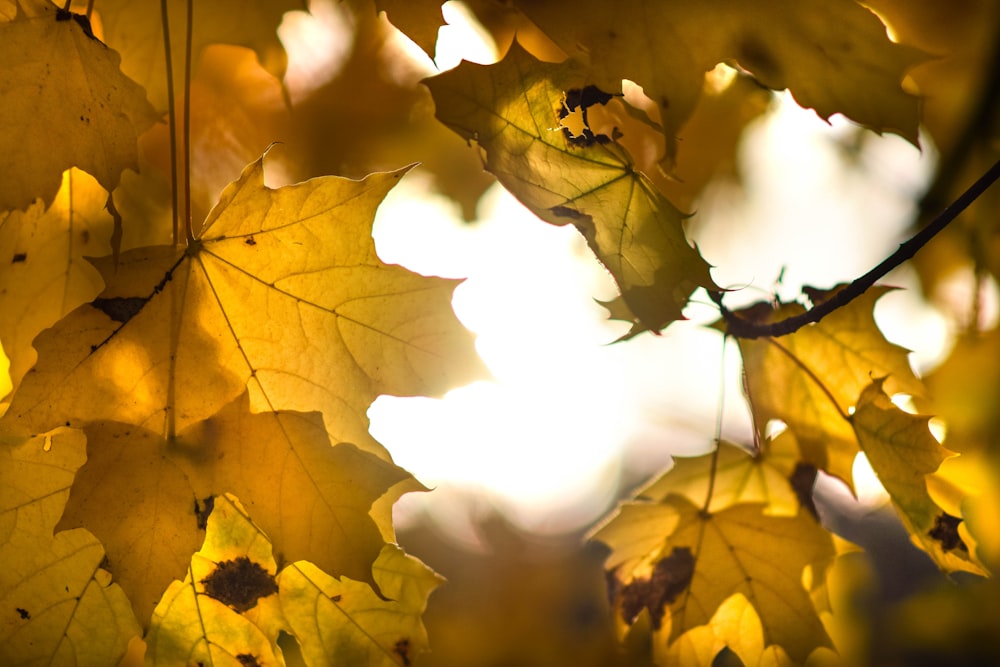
left=6, top=155, right=485, bottom=441
left=0, top=0, right=159, bottom=211
left=639, top=437, right=802, bottom=517
left=516, top=0, right=924, bottom=164
left=0, top=169, right=112, bottom=401
left=175, top=393, right=411, bottom=589
left=54, top=421, right=203, bottom=626
left=426, top=43, right=716, bottom=334
left=0, top=429, right=139, bottom=665
left=731, top=286, right=924, bottom=489
left=51, top=394, right=408, bottom=626
left=595, top=497, right=834, bottom=663
left=279, top=545, right=442, bottom=667
left=851, top=379, right=984, bottom=574
left=145, top=495, right=284, bottom=667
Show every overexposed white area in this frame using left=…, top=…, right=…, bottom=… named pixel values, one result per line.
left=370, top=181, right=636, bottom=533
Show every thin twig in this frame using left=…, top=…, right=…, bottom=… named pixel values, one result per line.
left=182, top=0, right=194, bottom=245
left=713, top=158, right=1000, bottom=339
left=160, top=0, right=180, bottom=246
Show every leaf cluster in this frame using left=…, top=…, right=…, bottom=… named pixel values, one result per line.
left=1, top=0, right=998, bottom=665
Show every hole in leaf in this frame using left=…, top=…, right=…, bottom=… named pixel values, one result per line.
left=200, top=557, right=278, bottom=612
left=558, top=85, right=621, bottom=147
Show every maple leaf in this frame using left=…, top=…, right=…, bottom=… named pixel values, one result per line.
left=54, top=393, right=409, bottom=626
left=52, top=421, right=203, bottom=626
left=729, top=286, right=924, bottom=489
left=279, top=545, right=443, bottom=667
left=639, top=437, right=804, bottom=517
left=145, top=495, right=285, bottom=667
left=0, top=169, right=112, bottom=401
left=0, top=0, right=159, bottom=212
left=663, top=594, right=797, bottom=667
left=96, top=0, right=305, bottom=112
left=516, top=0, right=925, bottom=165
left=6, top=154, right=485, bottom=439
left=595, top=496, right=835, bottom=663
left=0, top=429, right=139, bottom=664
left=851, top=379, right=984, bottom=575
left=175, top=394, right=411, bottom=589
left=426, top=42, right=716, bottom=335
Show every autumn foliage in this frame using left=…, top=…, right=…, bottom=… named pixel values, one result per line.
left=1, top=0, right=999, bottom=666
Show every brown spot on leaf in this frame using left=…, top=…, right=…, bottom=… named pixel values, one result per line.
left=789, top=463, right=819, bottom=519
left=617, top=546, right=695, bottom=629
left=16, top=607, right=30, bottom=620
left=235, top=655, right=260, bottom=667
left=245, top=236, right=257, bottom=246
left=201, top=557, right=278, bottom=612
left=91, top=296, right=148, bottom=324
left=194, top=496, right=215, bottom=531
left=394, top=638, right=412, bottom=666
left=928, top=512, right=968, bottom=553
left=11, top=253, right=26, bottom=263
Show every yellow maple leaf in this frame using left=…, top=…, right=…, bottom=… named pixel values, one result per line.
left=0, top=429, right=139, bottom=664
left=639, top=437, right=804, bottom=517
left=53, top=420, right=203, bottom=626
left=144, top=494, right=285, bottom=667
left=0, top=169, right=112, bottom=402
left=6, top=154, right=485, bottom=441
left=851, top=379, right=984, bottom=575
left=53, top=392, right=409, bottom=626
left=175, top=394, right=411, bottom=590
left=517, top=0, right=925, bottom=165
left=279, top=545, right=443, bottom=667
left=426, top=42, right=716, bottom=334
left=0, top=0, right=159, bottom=211
left=731, top=286, right=924, bottom=489
left=595, top=496, right=835, bottom=663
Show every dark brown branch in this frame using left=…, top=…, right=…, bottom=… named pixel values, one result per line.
left=712, top=158, right=1000, bottom=339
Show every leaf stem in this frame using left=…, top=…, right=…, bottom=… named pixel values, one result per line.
left=713, top=158, right=1000, bottom=339
left=182, top=0, right=194, bottom=245
left=160, top=0, right=180, bottom=246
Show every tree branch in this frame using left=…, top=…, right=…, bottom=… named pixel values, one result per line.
left=712, top=157, right=1000, bottom=339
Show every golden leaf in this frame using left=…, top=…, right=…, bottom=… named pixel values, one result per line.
left=0, top=0, right=158, bottom=211
left=426, top=43, right=716, bottom=334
